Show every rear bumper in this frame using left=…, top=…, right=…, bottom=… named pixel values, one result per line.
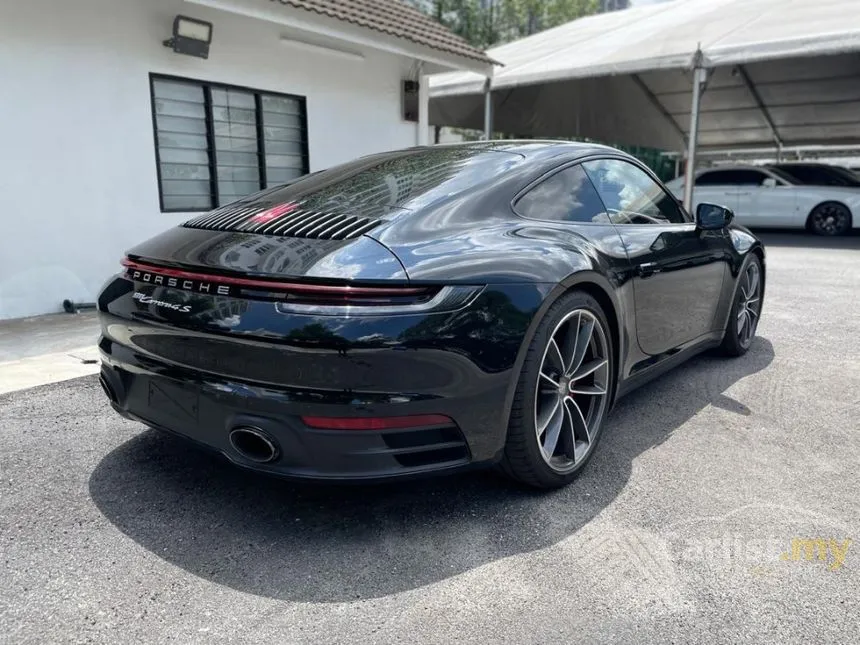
left=98, top=334, right=507, bottom=482
left=96, top=277, right=551, bottom=481
left=102, top=371, right=481, bottom=484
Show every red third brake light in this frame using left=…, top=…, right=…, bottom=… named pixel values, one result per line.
left=301, top=414, right=454, bottom=430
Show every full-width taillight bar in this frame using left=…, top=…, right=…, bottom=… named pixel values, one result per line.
left=121, top=257, right=432, bottom=297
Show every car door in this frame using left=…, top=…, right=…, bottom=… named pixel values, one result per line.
left=731, top=169, right=798, bottom=227
left=582, top=157, right=729, bottom=357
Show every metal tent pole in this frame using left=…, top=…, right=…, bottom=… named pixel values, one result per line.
left=483, top=77, right=493, bottom=140
left=683, top=57, right=708, bottom=212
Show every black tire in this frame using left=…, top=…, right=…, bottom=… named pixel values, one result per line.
left=500, top=290, right=615, bottom=489
left=718, top=253, right=763, bottom=357
left=807, top=202, right=852, bottom=236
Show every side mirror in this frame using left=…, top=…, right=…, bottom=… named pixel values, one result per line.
left=762, top=177, right=778, bottom=188
left=696, top=202, right=734, bottom=230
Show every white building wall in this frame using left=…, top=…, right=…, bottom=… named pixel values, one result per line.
left=0, top=0, right=420, bottom=319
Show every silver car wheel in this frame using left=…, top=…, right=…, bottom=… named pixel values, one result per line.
left=533, top=309, right=610, bottom=473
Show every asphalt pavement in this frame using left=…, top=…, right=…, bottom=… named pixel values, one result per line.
left=1, top=231, right=859, bottom=644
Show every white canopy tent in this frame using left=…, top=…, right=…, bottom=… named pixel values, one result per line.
left=428, top=0, right=860, bottom=208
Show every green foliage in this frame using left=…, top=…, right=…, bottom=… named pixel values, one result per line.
left=499, top=0, right=600, bottom=42
left=408, top=0, right=600, bottom=49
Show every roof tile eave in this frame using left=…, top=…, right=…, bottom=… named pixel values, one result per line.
left=271, top=0, right=496, bottom=68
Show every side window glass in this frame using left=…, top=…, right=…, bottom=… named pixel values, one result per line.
left=582, top=159, right=687, bottom=225
left=696, top=171, right=732, bottom=186
left=515, top=164, right=609, bottom=223
left=743, top=171, right=769, bottom=186
left=716, top=169, right=768, bottom=185
left=695, top=169, right=774, bottom=186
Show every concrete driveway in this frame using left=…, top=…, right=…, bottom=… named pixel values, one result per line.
left=1, top=232, right=858, bottom=644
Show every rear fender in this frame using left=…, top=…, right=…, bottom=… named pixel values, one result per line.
left=491, top=271, right=625, bottom=462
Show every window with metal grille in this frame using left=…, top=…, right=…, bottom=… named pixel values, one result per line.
left=150, top=74, right=309, bottom=212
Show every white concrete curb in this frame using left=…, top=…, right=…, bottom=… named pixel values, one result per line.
left=0, top=346, right=101, bottom=395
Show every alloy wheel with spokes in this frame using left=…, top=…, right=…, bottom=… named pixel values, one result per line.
left=718, top=253, right=764, bottom=357
left=533, top=309, right=610, bottom=474
left=501, top=291, right=615, bottom=488
left=809, top=202, right=851, bottom=236
left=737, top=261, right=761, bottom=348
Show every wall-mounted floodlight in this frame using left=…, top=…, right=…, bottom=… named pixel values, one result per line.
left=163, top=15, right=213, bottom=59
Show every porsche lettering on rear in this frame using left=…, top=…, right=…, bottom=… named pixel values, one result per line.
left=127, top=268, right=232, bottom=296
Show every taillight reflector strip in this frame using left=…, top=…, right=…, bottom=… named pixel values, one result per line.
left=121, top=258, right=430, bottom=297
left=301, top=414, right=454, bottom=430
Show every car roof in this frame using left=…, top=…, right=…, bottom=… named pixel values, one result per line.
left=428, top=139, right=629, bottom=162
left=668, top=164, right=788, bottom=185
left=698, top=164, right=774, bottom=172
left=769, top=162, right=832, bottom=166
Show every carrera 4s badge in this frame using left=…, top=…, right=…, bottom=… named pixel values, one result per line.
left=133, top=292, right=192, bottom=312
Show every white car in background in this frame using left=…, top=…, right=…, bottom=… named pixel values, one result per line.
left=665, top=165, right=860, bottom=236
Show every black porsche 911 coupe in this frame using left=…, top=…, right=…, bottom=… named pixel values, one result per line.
left=97, top=141, right=765, bottom=489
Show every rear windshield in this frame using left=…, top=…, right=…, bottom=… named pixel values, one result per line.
left=260, top=147, right=524, bottom=219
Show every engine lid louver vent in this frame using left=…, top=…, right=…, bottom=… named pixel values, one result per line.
left=182, top=202, right=380, bottom=240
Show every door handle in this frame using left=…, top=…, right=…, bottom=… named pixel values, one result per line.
left=636, top=262, right=662, bottom=278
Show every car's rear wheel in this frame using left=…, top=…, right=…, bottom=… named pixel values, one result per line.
left=501, top=291, right=614, bottom=489
left=807, top=202, right=852, bottom=236
left=718, top=254, right=763, bottom=357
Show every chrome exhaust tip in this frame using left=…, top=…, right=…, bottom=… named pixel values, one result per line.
left=228, top=426, right=279, bottom=464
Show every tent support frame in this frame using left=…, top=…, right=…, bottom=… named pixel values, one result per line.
left=736, top=64, right=784, bottom=154
left=632, top=74, right=688, bottom=146
left=683, top=60, right=709, bottom=213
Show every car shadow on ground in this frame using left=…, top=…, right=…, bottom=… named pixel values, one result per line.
left=754, top=228, right=860, bottom=249
left=89, top=337, right=774, bottom=603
